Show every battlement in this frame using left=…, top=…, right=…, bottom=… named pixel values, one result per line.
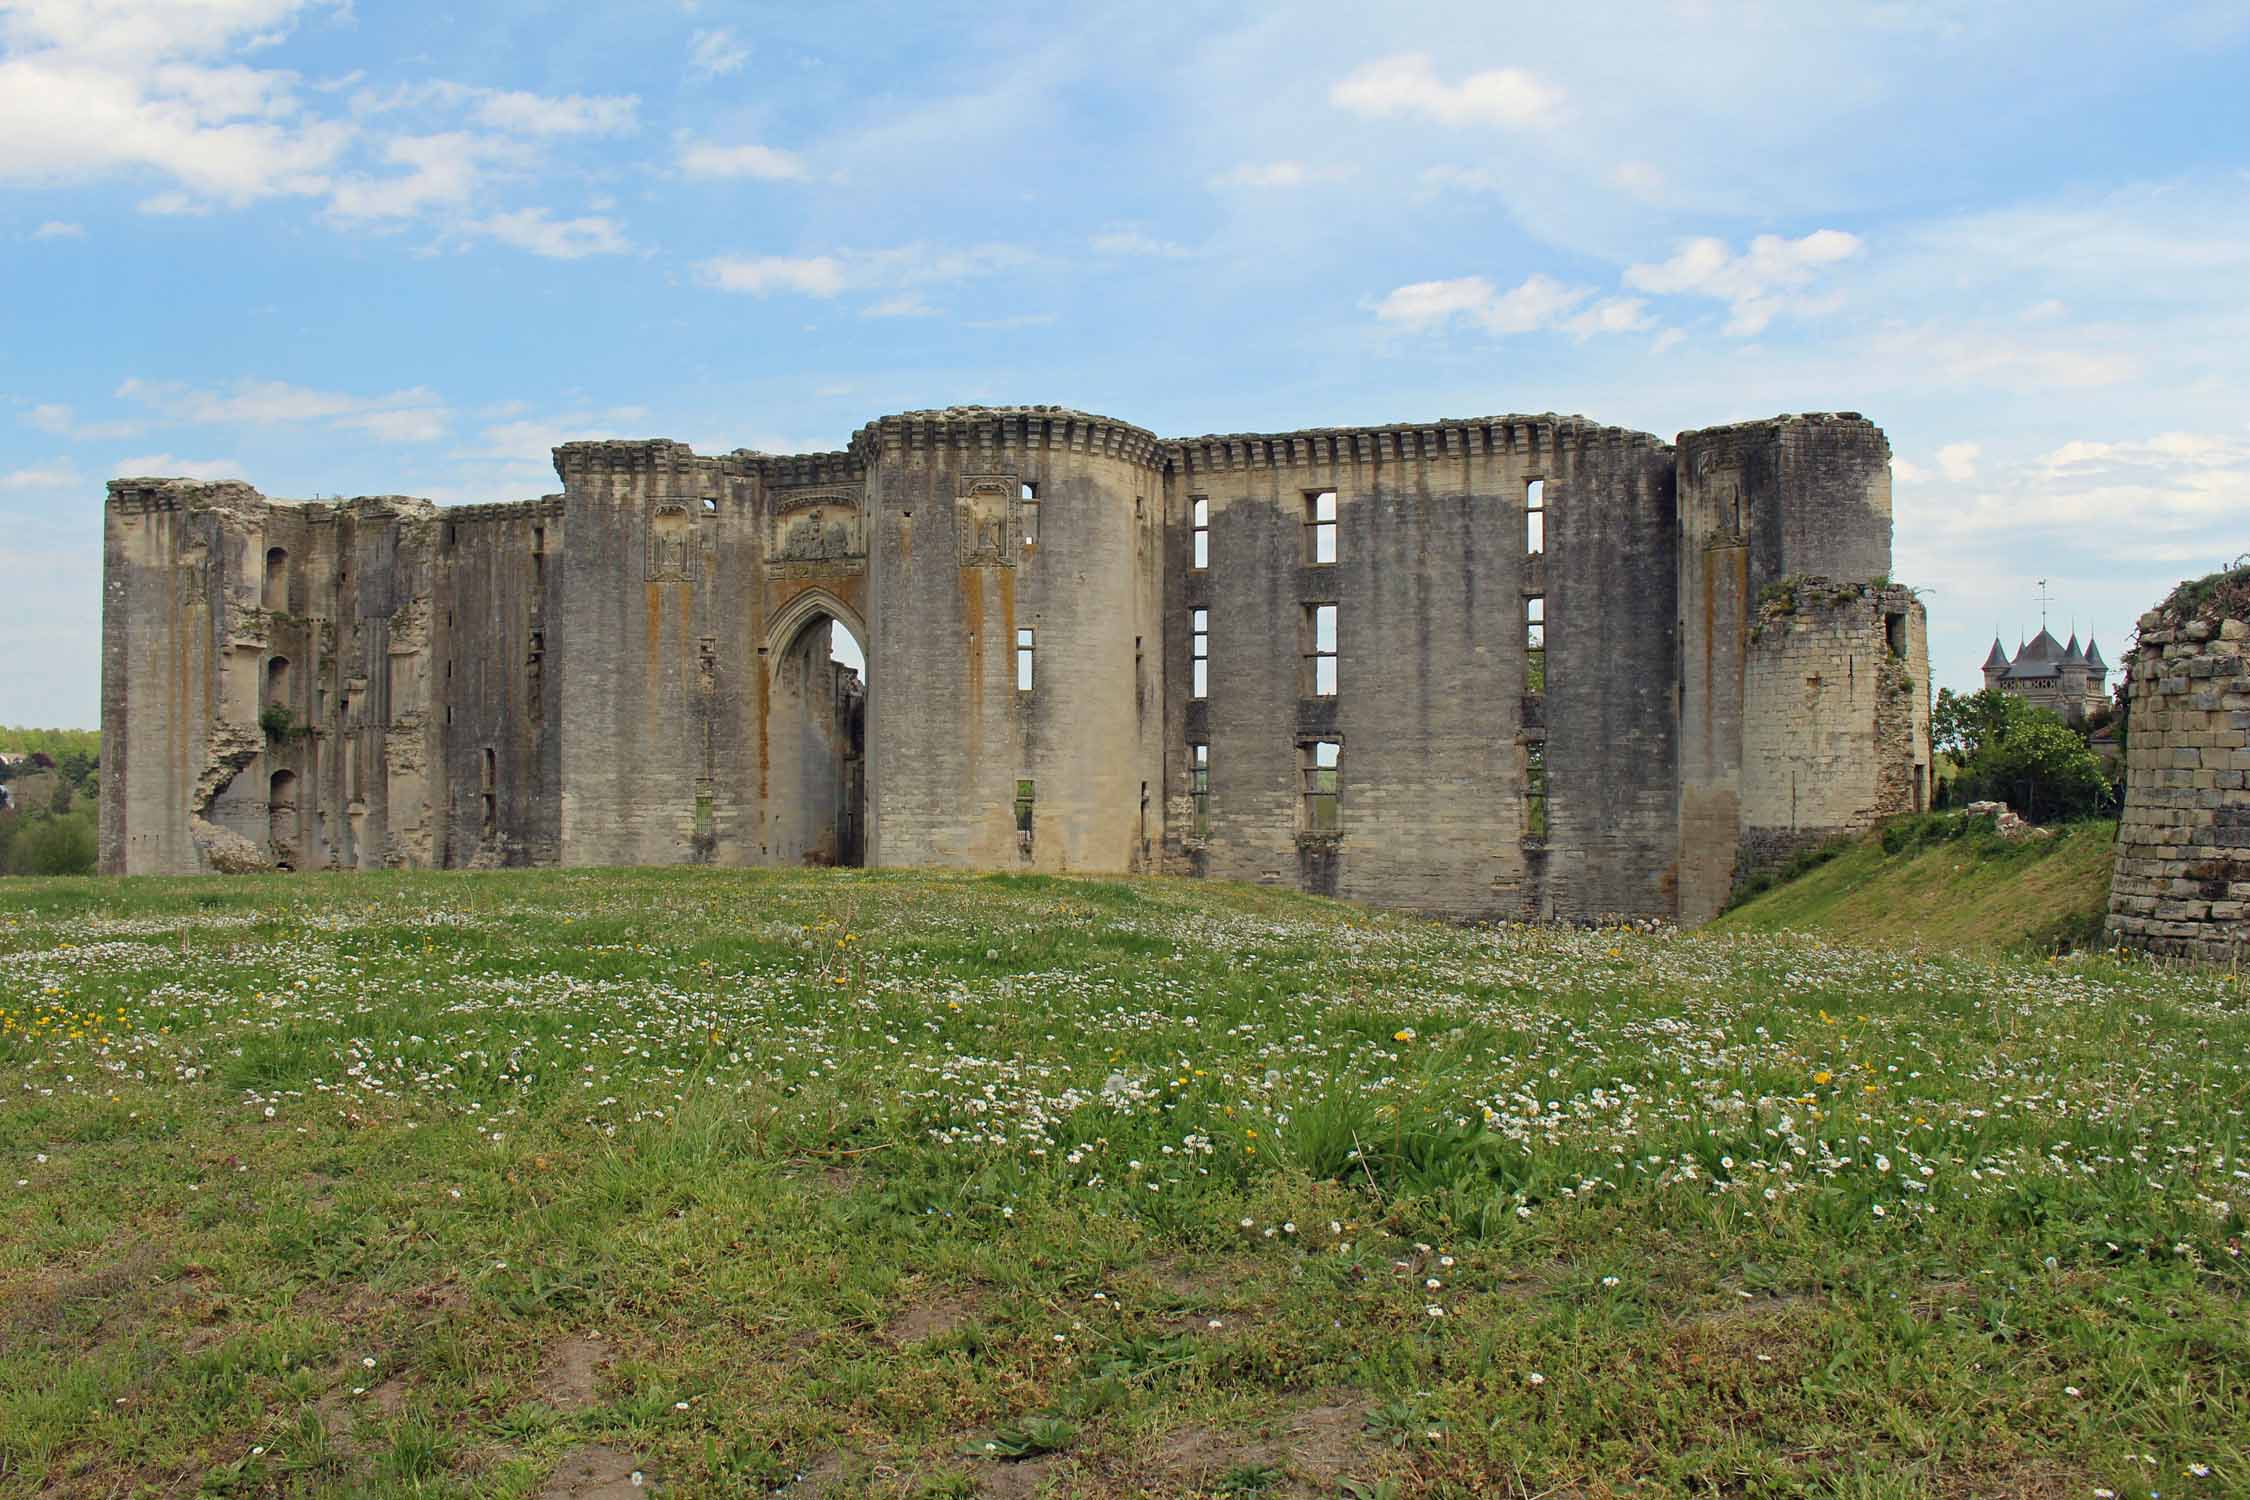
left=1161, top=413, right=1668, bottom=478
left=849, top=405, right=1165, bottom=470
left=551, top=439, right=712, bottom=477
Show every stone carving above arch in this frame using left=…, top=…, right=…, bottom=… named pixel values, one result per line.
left=768, top=483, right=865, bottom=566
left=648, top=501, right=696, bottom=581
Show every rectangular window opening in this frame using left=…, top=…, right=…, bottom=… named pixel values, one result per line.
left=1190, top=742, right=1210, bottom=838
left=1305, top=603, right=1338, bottom=697
left=1525, top=740, right=1549, bottom=841
left=1885, top=611, right=1906, bottom=657
left=1526, top=594, right=1546, bottom=695
left=1014, top=777, right=1035, bottom=835
left=1526, top=478, right=1546, bottom=555
left=1190, top=607, right=1209, bottom=700
left=702, top=496, right=717, bottom=514
left=1020, top=482, right=1040, bottom=546
left=1301, top=739, right=1341, bottom=834
left=1306, top=490, right=1338, bottom=564
left=1016, top=627, right=1035, bottom=691
left=1191, top=496, right=1209, bottom=571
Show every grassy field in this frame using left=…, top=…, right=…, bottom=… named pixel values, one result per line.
left=1, top=867, right=2245, bottom=1499
left=1711, top=817, right=2119, bottom=956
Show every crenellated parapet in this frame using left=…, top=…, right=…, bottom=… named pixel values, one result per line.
left=851, top=405, right=1165, bottom=471
left=1161, top=414, right=1668, bottom=478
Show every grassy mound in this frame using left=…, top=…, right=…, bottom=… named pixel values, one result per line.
left=1, top=866, right=2243, bottom=1498
left=1711, top=814, right=2119, bottom=954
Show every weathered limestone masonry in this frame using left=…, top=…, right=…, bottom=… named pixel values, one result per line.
left=100, top=404, right=1930, bottom=926
left=2106, top=581, right=2250, bottom=961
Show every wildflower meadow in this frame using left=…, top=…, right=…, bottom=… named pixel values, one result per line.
left=0, top=867, right=2244, bottom=1498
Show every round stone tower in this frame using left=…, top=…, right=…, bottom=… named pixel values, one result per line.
left=854, top=407, right=1166, bottom=873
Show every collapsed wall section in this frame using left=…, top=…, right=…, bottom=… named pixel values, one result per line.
left=2107, top=583, right=2250, bottom=962
left=1160, top=416, right=1677, bottom=923
left=1676, top=414, right=1906, bottom=923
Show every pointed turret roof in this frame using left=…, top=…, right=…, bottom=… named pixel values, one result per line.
left=2021, top=627, right=2064, bottom=662
left=2084, top=637, right=2107, bottom=672
left=2062, top=633, right=2086, bottom=666
left=1983, top=636, right=2010, bottom=670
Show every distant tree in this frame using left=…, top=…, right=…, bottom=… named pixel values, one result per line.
left=0, top=810, right=16, bottom=872
left=1934, top=687, right=2111, bottom=822
left=12, top=805, right=96, bottom=876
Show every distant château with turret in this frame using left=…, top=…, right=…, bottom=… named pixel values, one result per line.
left=1981, top=628, right=2109, bottom=723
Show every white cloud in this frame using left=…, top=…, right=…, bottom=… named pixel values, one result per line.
left=1562, top=297, right=1653, bottom=339
left=467, top=208, right=631, bottom=260
left=31, top=219, right=83, bottom=238
left=1090, top=227, right=1190, bottom=259
left=114, top=378, right=451, bottom=439
left=861, top=294, right=937, bottom=319
left=676, top=139, right=807, bottom=181
left=1623, top=229, right=1862, bottom=335
left=23, top=403, right=142, bottom=441
left=0, top=1, right=352, bottom=209
left=698, top=254, right=848, bottom=297
left=1209, top=160, right=1351, bottom=189
left=1866, top=324, right=2139, bottom=391
left=0, top=458, right=83, bottom=491
left=111, top=453, right=247, bottom=480
left=690, top=27, right=749, bottom=78
left=470, top=89, right=637, bottom=138
left=1375, top=272, right=1618, bottom=338
left=696, top=242, right=1029, bottom=301
left=326, top=131, right=527, bottom=221
left=1330, top=53, right=1564, bottom=130
left=1608, top=160, right=1663, bottom=199
left=1936, top=442, right=1980, bottom=483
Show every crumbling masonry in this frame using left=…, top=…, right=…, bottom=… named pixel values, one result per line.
left=100, top=405, right=1930, bottom=924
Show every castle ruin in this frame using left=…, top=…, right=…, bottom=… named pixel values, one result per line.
left=99, top=405, right=1930, bottom=924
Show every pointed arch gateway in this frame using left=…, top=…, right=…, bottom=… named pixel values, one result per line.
left=762, top=588, right=868, bottom=868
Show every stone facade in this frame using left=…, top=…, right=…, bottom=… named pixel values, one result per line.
left=2106, top=587, right=2250, bottom=962
left=100, top=404, right=1929, bottom=925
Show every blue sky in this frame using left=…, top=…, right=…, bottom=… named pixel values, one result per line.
left=3, top=0, right=2247, bottom=728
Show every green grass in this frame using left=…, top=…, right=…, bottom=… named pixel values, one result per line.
left=0, top=865, right=2244, bottom=1499
left=1712, top=815, right=2120, bottom=955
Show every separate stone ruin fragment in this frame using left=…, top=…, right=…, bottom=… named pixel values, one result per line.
left=2107, top=566, right=2250, bottom=961
left=99, top=405, right=1930, bottom=926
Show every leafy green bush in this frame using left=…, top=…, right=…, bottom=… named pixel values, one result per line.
left=1932, top=687, right=2112, bottom=823
left=11, top=805, right=96, bottom=875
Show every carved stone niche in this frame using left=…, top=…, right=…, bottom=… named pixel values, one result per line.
left=1693, top=446, right=1747, bottom=542
left=768, top=484, right=866, bottom=566
left=956, top=473, right=1019, bottom=568
left=648, top=501, right=696, bottom=582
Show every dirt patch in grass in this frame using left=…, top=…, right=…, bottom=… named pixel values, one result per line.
left=2, top=1242, right=163, bottom=1346
left=1150, top=1393, right=1374, bottom=1495
left=534, top=1334, right=610, bottom=1410
left=771, top=1452, right=847, bottom=1497
left=884, top=1290, right=984, bottom=1345
left=537, top=1444, right=652, bottom=1499
left=968, top=1455, right=1060, bottom=1497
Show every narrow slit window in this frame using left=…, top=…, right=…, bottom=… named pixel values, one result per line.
left=1302, top=740, right=1341, bottom=834
left=1190, top=743, right=1210, bottom=837
left=1525, top=594, right=1546, bottom=695
left=1020, top=482, right=1039, bottom=546
left=1015, top=778, right=1035, bottom=835
left=1191, top=496, right=1209, bottom=570
left=1525, top=740, right=1549, bottom=840
left=1307, top=490, right=1337, bottom=564
left=1305, top=604, right=1338, bottom=697
left=1191, top=608, right=1209, bottom=700
left=1526, top=478, right=1545, bottom=555
left=1016, top=627, right=1035, bottom=691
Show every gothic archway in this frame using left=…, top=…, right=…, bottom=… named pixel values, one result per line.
left=764, top=602, right=866, bottom=868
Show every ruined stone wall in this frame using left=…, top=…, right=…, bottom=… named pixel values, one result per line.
left=1160, top=417, right=1676, bottom=922
left=103, top=402, right=1920, bottom=928
left=433, top=499, right=561, bottom=867
left=1676, top=415, right=1898, bottom=923
left=1739, top=580, right=1930, bottom=872
left=2107, top=600, right=2250, bottom=961
left=860, top=409, right=1163, bottom=873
